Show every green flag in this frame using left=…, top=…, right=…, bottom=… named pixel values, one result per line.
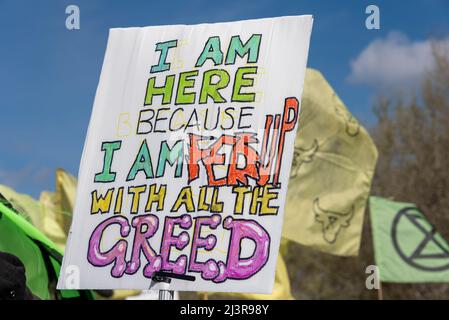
left=370, top=196, right=449, bottom=283
left=0, top=196, right=94, bottom=299
left=0, top=201, right=50, bottom=299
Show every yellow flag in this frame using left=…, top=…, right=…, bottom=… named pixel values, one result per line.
left=282, top=69, right=378, bottom=256
left=0, top=184, right=66, bottom=249
left=54, top=168, right=77, bottom=235
left=0, top=185, right=41, bottom=229
left=0, top=184, right=42, bottom=227
left=39, top=191, right=67, bottom=249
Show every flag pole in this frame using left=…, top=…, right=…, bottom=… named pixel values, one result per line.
left=152, top=273, right=174, bottom=301
left=377, top=280, right=383, bottom=300
left=159, top=288, right=174, bottom=300
left=152, top=271, right=195, bottom=300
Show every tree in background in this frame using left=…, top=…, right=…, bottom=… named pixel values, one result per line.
left=369, top=43, right=449, bottom=298
left=372, top=44, right=449, bottom=239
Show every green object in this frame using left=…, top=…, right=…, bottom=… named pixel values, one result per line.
left=0, top=200, right=94, bottom=299
left=0, top=203, right=50, bottom=299
left=370, top=196, right=449, bottom=283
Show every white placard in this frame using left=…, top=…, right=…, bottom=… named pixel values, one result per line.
left=58, top=15, right=313, bottom=294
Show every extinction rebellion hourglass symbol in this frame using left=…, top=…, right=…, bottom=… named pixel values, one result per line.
left=391, top=207, right=449, bottom=272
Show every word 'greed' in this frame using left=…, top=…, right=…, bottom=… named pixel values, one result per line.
left=88, top=214, right=270, bottom=282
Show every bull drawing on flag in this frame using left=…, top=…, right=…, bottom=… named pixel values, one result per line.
left=313, top=198, right=354, bottom=244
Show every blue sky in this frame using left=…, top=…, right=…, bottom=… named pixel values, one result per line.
left=0, top=0, right=448, bottom=197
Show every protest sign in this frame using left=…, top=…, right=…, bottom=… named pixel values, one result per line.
left=58, top=16, right=313, bottom=293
